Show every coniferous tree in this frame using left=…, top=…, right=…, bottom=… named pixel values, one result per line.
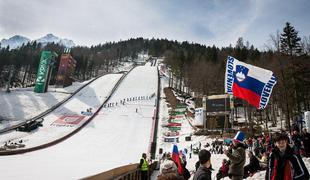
left=280, top=22, right=302, bottom=56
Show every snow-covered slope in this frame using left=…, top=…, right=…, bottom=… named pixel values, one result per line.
left=0, top=73, right=123, bottom=149
left=0, top=63, right=158, bottom=180
left=0, top=81, right=88, bottom=129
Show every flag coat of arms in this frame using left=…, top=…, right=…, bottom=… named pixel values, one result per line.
left=225, top=56, right=277, bottom=109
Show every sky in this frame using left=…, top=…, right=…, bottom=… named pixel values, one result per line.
left=1, top=0, right=310, bottom=49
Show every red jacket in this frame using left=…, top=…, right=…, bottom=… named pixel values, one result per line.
left=266, top=146, right=309, bottom=180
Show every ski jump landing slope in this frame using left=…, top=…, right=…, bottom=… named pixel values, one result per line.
left=0, top=73, right=123, bottom=152
left=0, top=63, right=158, bottom=180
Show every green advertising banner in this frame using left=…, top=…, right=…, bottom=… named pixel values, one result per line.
left=34, top=51, right=53, bottom=93
left=170, top=111, right=186, bottom=115
left=168, top=126, right=181, bottom=131
left=170, top=118, right=182, bottom=123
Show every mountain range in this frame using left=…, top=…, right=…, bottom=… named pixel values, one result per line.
left=0, top=34, right=75, bottom=49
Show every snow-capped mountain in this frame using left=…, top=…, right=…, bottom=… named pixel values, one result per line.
left=0, top=34, right=75, bottom=49
left=36, top=34, right=75, bottom=48
left=0, top=35, right=30, bottom=49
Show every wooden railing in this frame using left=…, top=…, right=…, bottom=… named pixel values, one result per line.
left=83, top=162, right=157, bottom=180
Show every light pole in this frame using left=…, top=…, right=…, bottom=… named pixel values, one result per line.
left=202, top=95, right=207, bottom=132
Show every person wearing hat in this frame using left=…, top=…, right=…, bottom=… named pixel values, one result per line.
left=266, top=132, right=309, bottom=180
left=159, top=153, right=178, bottom=176
left=193, top=149, right=212, bottom=180
left=224, top=131, right=246, bottom=180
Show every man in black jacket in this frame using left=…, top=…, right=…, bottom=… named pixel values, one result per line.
left=302, top=128, right=310, bottom=157
left=266, top=132, right=309, bottom=180
left=244, top=151, right=260, bottom=178
left=292, top=127, right=303, bottom=155
left=193, top=149, right=212, bottom=180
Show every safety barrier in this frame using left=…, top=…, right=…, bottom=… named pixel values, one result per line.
left=149, top=67, right=161, bottom=159
left=83, top=162, right=157, bottom=180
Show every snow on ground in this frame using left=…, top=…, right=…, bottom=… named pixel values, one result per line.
left=0, top=62, right=134, bottom=130
left=0, top=81, right=88, bottom=129
left=0, top=74, right=122, bottom=148
left=155, top=75, right=195, bottom=156
left=0, top=62, right=158, bottom=179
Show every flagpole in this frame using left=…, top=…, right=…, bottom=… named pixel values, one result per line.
left=224, top=95, right=227, bottom=131
left=203, top=95, right=207, bottom=134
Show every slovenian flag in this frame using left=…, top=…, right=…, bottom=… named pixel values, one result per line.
left=225, top=56, right=277, bottom=109
left=172, top=144, right=183, bottom=174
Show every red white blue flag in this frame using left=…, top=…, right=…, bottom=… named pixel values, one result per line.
left=172, top=144, right=183, bottom=174
left=225, top=56, right=277, bottom=109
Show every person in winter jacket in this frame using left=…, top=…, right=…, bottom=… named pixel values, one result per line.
left=216, top=159, right=230, bottom=180
left=244, top=151, right=260, bottom=178
left=157, top=173, right=185, bottom=180
left=224, top=131, right=246, bottom=180
left=181, top=161, right=191, bottom=180
left=193, top=149, right=212, bottom=180
left=302, top=128, right=310, bottom=157
left=259, top=152, right=268, bottom=170
left=159, top=153, right=178, bottom=176
left=266, top=132, right=309, bottom=180
left=292, top=127, right=303, bottom=155
left=247, top=137, right=253, bottom=151
left=138, top=153, right=149, bottom=180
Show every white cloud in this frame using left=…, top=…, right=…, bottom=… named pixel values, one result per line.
left=1, top=0, right=309, bottom=48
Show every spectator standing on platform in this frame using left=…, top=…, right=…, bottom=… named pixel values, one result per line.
left=266, top=132, right=309, bottom=180
left=292, top=126, right=303, bottom=155
left=247, top=137, right=253, bottom=151
left=159, top=153, right=178, bottom=176
left=302, top=128, right=310, bottom=157
left=157, top=173, right=185, bottom=180
left=138, top=153, right=149, bottom=180
left=216, top=159, right=229, bottom=180
left=243, top=151, right=260, bottom=178
left=224, top=131, right=246, bottom=180
left=193, top=149, right=212, bottom=180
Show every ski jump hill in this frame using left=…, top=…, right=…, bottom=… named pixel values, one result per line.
left=0, top=62, right=158, bottom=180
